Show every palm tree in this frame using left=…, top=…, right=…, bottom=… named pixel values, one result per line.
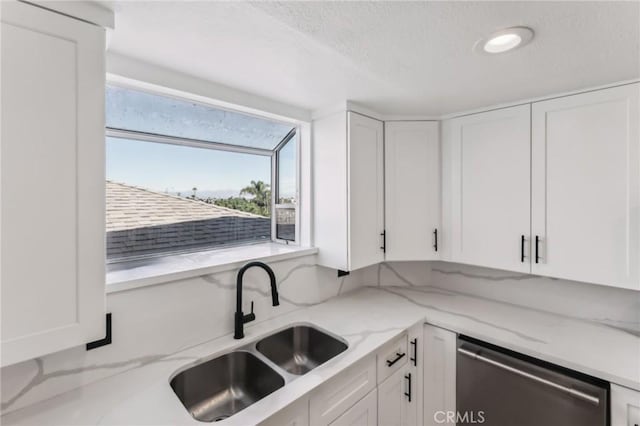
left=240, top=180, right=271, bottom=216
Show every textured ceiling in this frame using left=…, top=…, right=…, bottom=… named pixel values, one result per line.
left=106, top=1, right=640, bottom=116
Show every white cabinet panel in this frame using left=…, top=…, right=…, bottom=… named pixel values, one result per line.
left=330, top=389, right=377, bottom=426
left=378, top=366, right=419, bottom=426
left=348, top=112, right=384, bottom=270
left=406, top=324, right=423, bottom=426
left=313, top=111, right=384, bottom=271
left=611, top=384, right=640, bottom=426
left=1, top=1, right=105, bottom=366
left=423, top=324, right=457, bottom=426
left=309, top=355, right=376, bottom=426
left=385, top=121, right=440, bottom=261
left=444, top=105, right=531, bottom=273
left=312, top=112, right=349, bottom=270
left=532, top=83, right=640, bottom=290
left=378, top=368, right=409, bottom=426
left=260, top=396, right=309, bottom=426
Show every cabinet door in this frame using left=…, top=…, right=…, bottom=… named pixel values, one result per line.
left=423, top=325, right=456, bottom=426
left=330, top=389, right=377, bottom=426
left=378, top=368, right=417, bottom=426
left=444, top=105, right=531, bottom=273
left=313, top=111, right=349, bottom=270
left=309, top=355, right=377, bottom=426
left=1, top=1, right=106, bottom=366
left=385, top=121, right=440, bottom=261
left=532, top=84, right=640, bottom=290
left=259, top=396, right=309, bottom=426
left=348, top=112, right=384, bottom=270
left=611, top=384, right=640, bottom=426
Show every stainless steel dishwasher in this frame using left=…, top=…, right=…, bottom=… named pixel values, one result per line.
left=457, top=336, right=609, bottom=426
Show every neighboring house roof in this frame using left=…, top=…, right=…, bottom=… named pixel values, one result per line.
left=106, top=181, right=265, bottom=232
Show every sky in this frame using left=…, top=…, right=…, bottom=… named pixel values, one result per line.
left=105, top=85, right=296, bottom=199
left=106, top=137, right=273, bottom=197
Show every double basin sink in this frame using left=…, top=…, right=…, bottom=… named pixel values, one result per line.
left=170, top=325, right=348, bottom=422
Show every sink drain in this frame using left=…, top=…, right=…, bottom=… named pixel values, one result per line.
left=213, top=415, right=230, bottom=422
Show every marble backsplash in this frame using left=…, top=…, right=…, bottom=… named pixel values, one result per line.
left=1, top=254, right=365, bottom=415
left=354, top=260, right=640, bottom=334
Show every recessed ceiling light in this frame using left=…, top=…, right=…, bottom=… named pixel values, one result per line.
left=474, top=27, right=534, bottom=55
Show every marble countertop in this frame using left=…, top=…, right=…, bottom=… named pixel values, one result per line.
left=3, top=285, right=639, bottom=425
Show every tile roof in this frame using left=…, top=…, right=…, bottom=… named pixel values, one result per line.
left=106, top=181, right=265, bottom=232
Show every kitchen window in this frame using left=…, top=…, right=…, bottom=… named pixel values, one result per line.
left=105, top=84, right=299, bottom=262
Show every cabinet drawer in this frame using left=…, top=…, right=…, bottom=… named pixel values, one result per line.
left=612, top=384, right=640, bottom=426
left=310, top=355, right=376, bottom=426
left=377, top=333, right=408, bottom=384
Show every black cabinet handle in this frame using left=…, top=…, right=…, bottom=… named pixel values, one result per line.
left=535, top=235, right=540, bottom=264
left=433, top=229, right=438, bottom=252
left=410, top=338, right=417, bottom=366
left=386, top=352, right=406, bottom=367
left=521, top=235, right=525, bottom=263
left=404, top=373, right=412, bottom=402
left=380, top=231, right=386, bottom=253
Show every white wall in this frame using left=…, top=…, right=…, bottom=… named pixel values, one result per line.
left=0, top=255, right=364, bottom=415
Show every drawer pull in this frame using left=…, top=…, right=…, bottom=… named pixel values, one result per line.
left=386, top=352, right=406, bottom=367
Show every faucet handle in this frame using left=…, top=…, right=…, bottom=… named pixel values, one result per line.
left=242, top=301, right=256, bottom=324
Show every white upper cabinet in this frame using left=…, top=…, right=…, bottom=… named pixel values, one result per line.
left=1, top=1, right=106, bottom=366
left=385, top=121, right=441, bottom=261
left=313, top=111, right=384, bottom=271
left=442, top=105, right=532, bottom=274
left=531, top=83, right=640, bottom=290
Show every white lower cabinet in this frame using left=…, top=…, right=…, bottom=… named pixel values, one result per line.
left=612, top=384, right=640, bottom=426
left=423, top=324, right=457, bottom=426
left=377, top=326, right=423, bottom=426
left=330, top=389, right=378, bottom=426
left=309, top=355, right=377, bottom=426
left=259, top=396, right=309, bottom=426
left=378, top=368, right=412, bottom=426
left=308, top=328, right=424, bottom=426
left=406, top=325, right=423, bottom=426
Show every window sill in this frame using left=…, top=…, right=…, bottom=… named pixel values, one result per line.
left=106, top=243, right=318, bottom=294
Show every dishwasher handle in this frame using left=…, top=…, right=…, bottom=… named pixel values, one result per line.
left=457, top=347, right=600, bottom=406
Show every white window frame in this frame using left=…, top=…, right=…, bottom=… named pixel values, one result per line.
left=271, top=128, right=300, bottom=245
left=105, top=82, right=300, bottom=263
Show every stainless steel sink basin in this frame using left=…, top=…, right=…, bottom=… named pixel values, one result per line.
left=256, top=325, right=348, bottom=375
left=170, top=324, right=348, bottom=422
left=170, top=351, right=284, bottom=422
